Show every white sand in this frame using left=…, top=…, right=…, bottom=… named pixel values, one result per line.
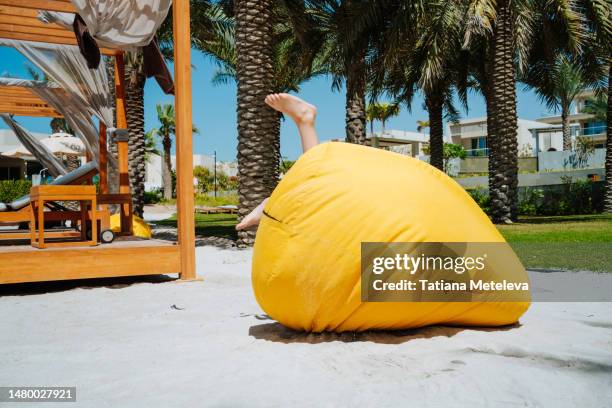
left=1, top=246, right=611, bottom=407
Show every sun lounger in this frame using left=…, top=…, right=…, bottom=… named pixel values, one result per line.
left=0, top=161, right=130, bottom=243
left=195, top=205, right=238, bottom=215
left=0, top=161, right=98, bottom=212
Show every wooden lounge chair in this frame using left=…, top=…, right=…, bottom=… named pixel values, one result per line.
left=0, top=161, right=131, bottom=243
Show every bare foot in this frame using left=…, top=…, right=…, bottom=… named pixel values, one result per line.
left=236, top=198, right=269, bottom=230
left=264, top=93, right=317, bottom=126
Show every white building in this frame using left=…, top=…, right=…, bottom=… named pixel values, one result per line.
left=0, top=128, right=50, bottom=180
left=447, top=117, right=554, bottom=157
left=366, top=130, right=430, bottom=158
left=533, top=90, right=606, bottom=150
left=145, top=153, right=238, bottom=191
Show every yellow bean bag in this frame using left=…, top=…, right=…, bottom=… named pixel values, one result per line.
left=252, top=142, right=530, bottom=332
left=110, top=214, right=152, bottom=239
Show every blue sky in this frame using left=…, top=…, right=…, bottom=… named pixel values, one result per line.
left=0, top=46, right=553, bottom=162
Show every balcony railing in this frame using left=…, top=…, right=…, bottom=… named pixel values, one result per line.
left=573, top=125, right=606, bottom=137
left=465, top=148, right=489, bottom=157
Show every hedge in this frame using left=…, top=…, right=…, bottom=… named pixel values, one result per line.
left=0, top=180, right=32, bottom=203
left=467, top=179, right=604, bottom=217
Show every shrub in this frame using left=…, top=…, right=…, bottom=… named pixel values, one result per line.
left=144, top=189, right=163, bottom=204
left=0, top=180, right=32, bottom=203
left=467, top=188, right=491, bottom=215
left=467, top=179, right=603, bottom=217
left=518, top=187, right=543, bottom=216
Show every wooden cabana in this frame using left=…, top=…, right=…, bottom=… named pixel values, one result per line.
left=0, top=0, right=196, bottom=284
left=0, top=85, right=62, bottom=117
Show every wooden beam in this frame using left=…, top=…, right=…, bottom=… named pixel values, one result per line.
left=0, top=94, right=46, bottom=101
left=0, top=4, right=46, bottom=18
left=0, top=30, right=118, bottom=55
left=0, top=242, right=181, bottom=284
left=0, top=14, right=73, bottom=32
left=114, top=53, right=132, bottom=235
left=0, top=107, right=62, bottom=117
left=0, top=29, right=75, bottom=44
left=114, top=54, right=129, bottom=196
left=0, top=23, right=75, bottom=38
left=0, top=86, right=39, bottom=94
left=99, top=123, right=108, bottom=194
left=0, top=101, right=54, bottom=108
left=0, top=0, right=76, bottom=13
left=173, top=0, right=196, bottom=280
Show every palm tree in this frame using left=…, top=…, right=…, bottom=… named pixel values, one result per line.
left=144, top=129, right=161, bottom=161
left=583, top=94, right=607, bottom=121
left=606, top=66, right=612, bottom=213
left=234, top=0, right=276, bottom=245
left=289, top=1, right=377, bottom=145
left=124, top=51, right=147, bottom=217
left=416, top=120, right=429, bottom=133
left=149, top=103, right=199, bottom=200
left=576, top=0, right=611, bottom=212
left=463, top=0, right=585, bottom=222
left=366, top=102, right=400, bottom=135
left=369, top=0, right=466, bottom=171
left=104, top=56, right=119, bottom=193
left=186, top=2, right=325, bottom=245
left=365, top=103, right=379, bottom=135
left=376, top=103, right=399, bottom=135
left=524, top=54, right=586, bottom=150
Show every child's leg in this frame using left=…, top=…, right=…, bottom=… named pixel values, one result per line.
left=236, top=198, right=268, bottom=230
left=264, top=93, right=318, bottom=153
left=236, top=94, right=319, bottom=231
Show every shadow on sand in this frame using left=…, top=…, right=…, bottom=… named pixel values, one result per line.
left=249, top=321, right=520, bottom=345
left=0, top=275, right=177, bottom=297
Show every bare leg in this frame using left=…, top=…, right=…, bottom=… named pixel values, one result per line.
left=236, top=93, right=319, bottom=231
left=236, top=198, right=268, bottom=230
left=265, top=93, right=318, bottom=153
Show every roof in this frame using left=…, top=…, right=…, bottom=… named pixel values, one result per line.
left=367, top=130, right=430, bottom=143
left=0, top=128, right=50, bottom=153
left=536, top=113, right=595, bottom=124
left=0, top=1, right=117, bottom=54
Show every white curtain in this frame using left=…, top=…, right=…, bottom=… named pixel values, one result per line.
left=38, top=0, right=172, bottom=49
left=0, top=40, right=113, bottom=130
left=0, top=114, right=67, bottom=177
left=0, top=78, right=99, bottom=161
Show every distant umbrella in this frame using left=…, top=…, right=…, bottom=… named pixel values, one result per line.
left=1, top=132, right=85, bottom=159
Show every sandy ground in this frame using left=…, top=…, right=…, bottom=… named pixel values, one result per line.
left=142, top=204, right=175, bottom=222
left=1, top=246, right=611, bottom=408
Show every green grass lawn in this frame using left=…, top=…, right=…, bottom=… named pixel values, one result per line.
left=157, top=213, right=238, bottom=241
left=157, top=213, right=611, bottom=272
left=497, top=214, right=612, bottom=272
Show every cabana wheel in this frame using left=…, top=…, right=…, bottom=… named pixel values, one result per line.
left=100, top=229, right=115, bottom=244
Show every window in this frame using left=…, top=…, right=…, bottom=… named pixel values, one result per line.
left=0, top=166, right=21, bottom=180
left=583, top=120, right=606, bottom=136
left=471, top=137, right=487, bottom=149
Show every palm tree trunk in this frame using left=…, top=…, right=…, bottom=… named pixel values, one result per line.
left=345, top=54, right=367, bottom=144
left=488, top=0, right=518, bottom=223
left=105, top=56, right=119, bottom=194
left=604, top=63, right=612, bottom=213
left=561, top=103, right=572, bottom=151
left=124, top=61, right=147, bottom=217
left=235, top=0, right=278, bottom=246
left=425, top=92, right=444, bottom=171
left=162, top=135, right=173, bottom=200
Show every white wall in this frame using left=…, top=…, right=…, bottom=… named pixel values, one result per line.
left=145, top=153, right=238, bottom=191
left=517, top=119, right=552, bottom=156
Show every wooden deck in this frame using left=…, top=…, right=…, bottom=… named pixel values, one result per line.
left=0, top=238, right=181, bottom=284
